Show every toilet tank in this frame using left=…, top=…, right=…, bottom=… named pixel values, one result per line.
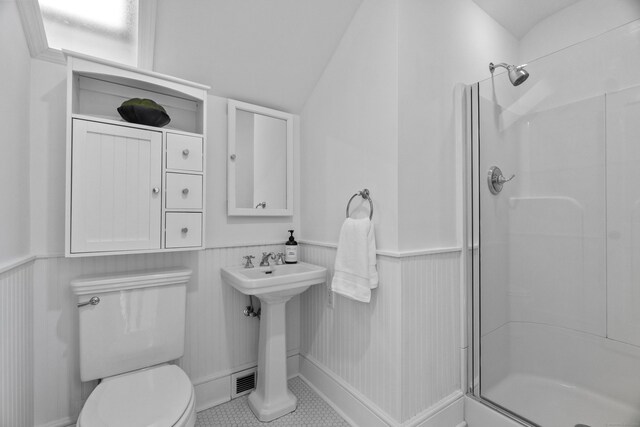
left=71, top=268, right=192, bottom=382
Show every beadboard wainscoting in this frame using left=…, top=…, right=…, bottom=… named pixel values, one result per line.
left=299, top=244, right=463, bottom=426
left=26, top=244, right=298, bottom=427
left=0, top=260, right=34, bottom=427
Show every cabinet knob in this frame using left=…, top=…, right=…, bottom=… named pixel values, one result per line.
left=182, top=149, right=190, bottom=156
left=230, top=154, right=237, bottom=160
left=182, top=188, right=189, bottom=195
left=152, top=187, right=160, bottom=194
left=181, top=227, right=189, bottom=234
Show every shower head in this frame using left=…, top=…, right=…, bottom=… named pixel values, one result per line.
left=489, top=62, right=529, bottom=86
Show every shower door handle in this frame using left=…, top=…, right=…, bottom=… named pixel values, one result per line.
left=488, top=166, right=515, bottom=195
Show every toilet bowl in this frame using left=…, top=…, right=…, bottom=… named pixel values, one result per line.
left=77, top=365, right=196, bottom=427
left=72, top=269, right=195, bottom=427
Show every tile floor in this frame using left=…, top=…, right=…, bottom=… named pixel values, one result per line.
left=195, top=376, right=351, bottom=426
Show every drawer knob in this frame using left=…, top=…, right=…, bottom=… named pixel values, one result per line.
left=182, top=149, right=190, bottom=156
left=230, top=154, right=237, bottom=160
left=182, top=188, right=189, bottom=195
left=152, top=187, right=160, bottom=194
left=181, top=227, right=189, bottom=234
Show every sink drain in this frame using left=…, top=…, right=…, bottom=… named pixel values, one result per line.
left=575, top=424, right=591, bottom=427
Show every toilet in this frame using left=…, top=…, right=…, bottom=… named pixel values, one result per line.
left=71, top=268, right=196, bottom=427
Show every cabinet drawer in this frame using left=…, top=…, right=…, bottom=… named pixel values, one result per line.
left=166, top=173, right=203, bottom=209
left=166, top=133, right=203, bottom=171
left=165, top=213, right=202, bottom=248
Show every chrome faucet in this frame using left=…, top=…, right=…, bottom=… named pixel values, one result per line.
left=274, top=253, right=285, bottom=265
left=260, top=252, right=275, bottom=267
left=243, top=255, right=255, bottom=268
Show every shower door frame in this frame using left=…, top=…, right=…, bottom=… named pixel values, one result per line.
left=463, top=82, right=538, bottom=427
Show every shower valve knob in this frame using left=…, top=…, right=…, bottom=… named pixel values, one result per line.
left=488, top=166, right=515, bottom=195
left=498, top=174, right=515, bottom=184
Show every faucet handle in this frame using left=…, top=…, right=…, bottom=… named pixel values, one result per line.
left=275, top=252, right=285, bottom=265
left=243, top=255, right=255, bottom=268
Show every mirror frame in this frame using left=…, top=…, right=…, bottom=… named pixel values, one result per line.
left=227, top=99, right=294, bottom=216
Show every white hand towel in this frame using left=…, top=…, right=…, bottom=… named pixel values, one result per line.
left=331, top=217, right=378, bottom=303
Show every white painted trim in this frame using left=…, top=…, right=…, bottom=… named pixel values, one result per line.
left=299, top=239, right=462, bottom=258
left=410, top=396, right=466, bottom=427
left=406, top=392, right=464, bottom=427
left=205, top=240, right=287, bottom=250
left=191, top=348, right=300, bottom=387
left=64, top=50, right=210, bottom=93
left=35, top=416, right=75, bottom=427
left=227, top=99, right=295, bottom=217
left=296, top=375, right=359, bottom=427
left=193, top=353, right=300, bottom=413
left=299, top=354, right=466, bottom=427
left=15, top=0, right=67, bottom=65
left=0, top=255, right=36, bottom=275
left=464, top=395, right=528, bottom=427
left=194, top=375, right=230, bottom=413
left=299, top=354, right=391, bottom=426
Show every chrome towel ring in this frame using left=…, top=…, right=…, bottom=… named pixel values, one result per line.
left=346, top=189, right=373, bottom=220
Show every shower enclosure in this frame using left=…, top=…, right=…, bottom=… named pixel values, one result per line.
left=467, top=20, right=640, bottom=427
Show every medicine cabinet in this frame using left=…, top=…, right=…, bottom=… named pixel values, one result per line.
left=227, top=99, right=293, bottom=216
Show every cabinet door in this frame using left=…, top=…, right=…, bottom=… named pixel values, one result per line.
left=71, top=120, right=162, bottom=253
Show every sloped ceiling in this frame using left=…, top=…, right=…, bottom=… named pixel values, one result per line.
left=153, top=0, right=363, bottom=113
left=472, top=0, right=581, bottom=39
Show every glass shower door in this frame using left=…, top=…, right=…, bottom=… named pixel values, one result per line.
left=470, top=20, right=640, bottom=427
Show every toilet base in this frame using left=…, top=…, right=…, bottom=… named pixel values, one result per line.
left=248, top=389, right=297, bottom=422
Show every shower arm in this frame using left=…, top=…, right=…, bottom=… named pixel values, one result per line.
left=489, top=62, right=526, bottom=73
left=489, top=62, right=509, bottom=73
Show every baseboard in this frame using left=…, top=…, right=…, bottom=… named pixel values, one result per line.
left=299, top=355, right=390, bottom=427
left=409, top=393, right=464, bottom=427
left=194, top=354, right=301, bottom=413
left=36, top=416, right=75, bottom=427
left=299, top=354, right=465, bottom=427
left=464, top=396, right=525, bottom=427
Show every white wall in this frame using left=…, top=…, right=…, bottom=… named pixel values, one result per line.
left=519, top=0, right=640, bottom=64
left=300, top=0, right=399, bottom=251
left=28, top=59, right=67, bottom=256
left=0, top=0, right=31, bottom=265
left=397, top=0, right=519, bottom=251
left=298, top=0, right=518, bottom=423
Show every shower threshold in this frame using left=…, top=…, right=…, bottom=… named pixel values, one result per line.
left=482, top=373, right=640, bottom=427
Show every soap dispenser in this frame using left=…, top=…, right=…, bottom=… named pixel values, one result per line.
left=285, top=230, right=298, bottom=264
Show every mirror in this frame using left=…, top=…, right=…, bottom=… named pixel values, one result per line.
left=228, top=99, right=293, bottom=216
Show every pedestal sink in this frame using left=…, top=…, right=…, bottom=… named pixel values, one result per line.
left=221, top=262, right=327, bottom=422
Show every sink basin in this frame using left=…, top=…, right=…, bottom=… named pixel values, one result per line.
left=220, top=261, right=327, bottom=422
left=221, top=262, right=327, bottom=298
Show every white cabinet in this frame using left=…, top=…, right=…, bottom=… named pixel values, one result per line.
left=70, top=120, right=162, bottom=253
left=65, top=51, right=209, bottom=257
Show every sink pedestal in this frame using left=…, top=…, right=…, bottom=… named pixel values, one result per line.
left=248, top=294, right=298, bottom=422
left=219, top=262, right=327, bottom=422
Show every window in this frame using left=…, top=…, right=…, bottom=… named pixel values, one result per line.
left=38, top=0, right=139, bottom=66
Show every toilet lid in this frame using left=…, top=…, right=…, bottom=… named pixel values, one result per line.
left=79, top=365, right=193, bottom=427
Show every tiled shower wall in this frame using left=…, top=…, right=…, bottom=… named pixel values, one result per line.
left=299, top=244, right=461, bottom=424
left=5, top=244, right=298, bottom=427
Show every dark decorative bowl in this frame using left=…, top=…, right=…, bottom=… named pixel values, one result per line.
left=117, top=99, right=171, bottom=128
